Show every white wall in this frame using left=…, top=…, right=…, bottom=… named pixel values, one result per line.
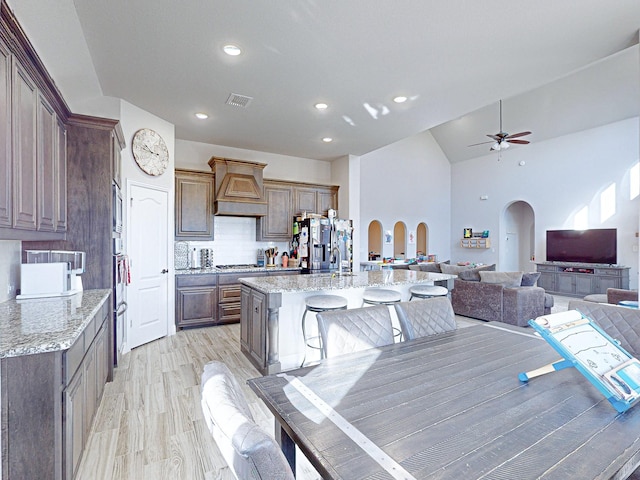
left=451, top=117, right=639, bottom=289
left=175, top=139, right=332, bottom=184
left=359, top=130, right=452, bottom=262
left=119, top=100, right=177, bottom=342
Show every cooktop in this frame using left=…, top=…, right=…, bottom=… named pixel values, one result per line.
left=216, top=264, right=260, bottom=270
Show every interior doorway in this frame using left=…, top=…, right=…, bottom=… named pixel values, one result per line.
left=501, top=201, right=535, bottom=272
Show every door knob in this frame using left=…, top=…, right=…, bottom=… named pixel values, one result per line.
left=161, top=269, right=169, bottom=274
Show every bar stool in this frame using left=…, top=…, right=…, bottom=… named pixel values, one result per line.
left=409, top=284, right=448, bottom=300
left=301, top=294, right=348, bottom=367
left=362, top=288, right=403, bottom=340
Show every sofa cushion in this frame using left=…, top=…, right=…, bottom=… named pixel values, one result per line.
left=479, top=271, right=523, bottom=288
left=418, top=262, right=441, bottom=273
left=458, top=264, right=496, bottom=282
left=521, top=272, right=541, bottom=286
left=440, top=263, right=474, bottom=275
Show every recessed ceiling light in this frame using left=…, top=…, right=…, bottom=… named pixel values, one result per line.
left=223, top=44, right=242, bottom=56
left=195, top=112, right=209, bottom=120
left=393, top=96, right=408, bottom=103
left=315, top=103, right=328, bottom=110
left=322, top=137, right=333, bottom=143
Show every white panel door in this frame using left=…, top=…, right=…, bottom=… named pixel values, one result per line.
left=128, top=184, right=169, bottom=349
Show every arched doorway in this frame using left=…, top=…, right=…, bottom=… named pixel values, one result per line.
left=501, top=201, right=535, bottom=271
left=367, top=220, right=383, bottom=260
left=416, top=222, right=428, bottom=258
left=394, top=221, right=407, bottom=259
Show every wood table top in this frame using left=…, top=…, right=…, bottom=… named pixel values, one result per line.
left=248, top=323, right=640, bottom=479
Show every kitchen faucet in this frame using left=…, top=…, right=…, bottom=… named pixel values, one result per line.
left=331, top=245, right=342, bottom=275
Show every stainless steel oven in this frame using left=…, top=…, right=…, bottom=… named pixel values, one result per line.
left=112, top=182, right=123, bottom=237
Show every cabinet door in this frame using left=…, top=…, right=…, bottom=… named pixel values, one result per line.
left=240, top=286, right=251, bottom=351
left=37, top=92, right=56, bottom=231
left=556, top=274, right=575, bottom=294
left=64, top=370, right=85, bottom=480
left=12, top=60, right=37, bottom=230
left=175, top=285, right=217, bottom=328
left=175, top=170, right=214, bottom=239
left=293, top=186, right=317, bottom=215
left=575, top=275, right=594, bottom=296
left=111, top=130, right=122, bottom=187
left=537, top=272, right=555, bottom=292
left=0, top=39, right=11, bottom=227
left=316, top=185, right=338, bottom=216
left=95, top=321, right=109, bottom=402
left=83, top=341, right=97, bottom=441
left=250, top=290, right=267, bottom=368
left=55, top=118, right=67, bottom=231
left=597, top=275, right=621, bottom=293
left=259, top=182, right=292, bottom=240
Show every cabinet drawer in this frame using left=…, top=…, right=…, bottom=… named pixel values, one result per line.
left=218, top=301, right=241, bottom=324
left=176, top=273, right=217, bottom=288
left=536, top=265, right=557, bottom=272
left=219, top=284, right=241, bottom=302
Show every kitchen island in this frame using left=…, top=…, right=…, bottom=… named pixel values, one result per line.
left=239, top=269, right=455, bottom=374
left=0, top=289, right=112, bottom=480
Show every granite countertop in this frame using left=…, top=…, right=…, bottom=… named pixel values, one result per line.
left=175, top=266, right=302, bottom=275
left=239, top=270, right=456, bottom=294
left=0, top=289, right=111, bottom=359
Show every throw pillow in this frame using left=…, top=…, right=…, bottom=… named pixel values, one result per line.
left=458, top=264, right=497, bottom=282
left=479, top=271, right=524, bottom=288
left=521, top=272, right=541, bottom=286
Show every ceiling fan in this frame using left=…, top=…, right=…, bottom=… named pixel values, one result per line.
left=469, top=100, right=531, bottom=151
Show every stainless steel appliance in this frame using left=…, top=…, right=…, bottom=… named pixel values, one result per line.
left=293, top=215, right=353, bottom=274
left=113, top=243, right=128, bottom=366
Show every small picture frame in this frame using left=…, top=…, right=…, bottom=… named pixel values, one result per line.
left=463, top=228, right=472, bottom=238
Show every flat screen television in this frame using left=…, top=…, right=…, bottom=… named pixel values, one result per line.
left=546, top=228, right=617, bottom=265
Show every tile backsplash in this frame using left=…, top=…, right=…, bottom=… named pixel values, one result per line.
left=0, top=240, right=21, bottom=303
left=175, top=217, right=289, bottom=269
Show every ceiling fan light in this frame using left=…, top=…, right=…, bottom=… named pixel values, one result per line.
left=501, top=141, right=510, bottom=150
left=492, top=142, right=501, bottom=151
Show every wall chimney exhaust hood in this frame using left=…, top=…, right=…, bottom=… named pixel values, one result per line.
left=208, top=157, right=268, bottom=217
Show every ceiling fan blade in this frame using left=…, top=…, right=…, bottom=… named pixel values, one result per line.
left=506, top=139, right=530, bottom=145
left=468, top=140, right=494, bottom=147
left=506, top=131, right=532, bottom=139
left=486, top=134, right=502, bottom=141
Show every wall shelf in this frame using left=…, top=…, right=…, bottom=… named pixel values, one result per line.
left=461, top=238, right=491, bottom=248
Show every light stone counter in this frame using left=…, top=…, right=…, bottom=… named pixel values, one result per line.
left=175, top=266, right=301, bottom=275
left=240, top=270, right=456, bottom=373
left=0, top=289, right=111, bottom=358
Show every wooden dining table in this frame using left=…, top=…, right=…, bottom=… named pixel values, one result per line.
left=248, top=322, right=640, bottom=479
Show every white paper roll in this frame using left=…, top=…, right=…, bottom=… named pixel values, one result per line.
left=534, top=310, right=583, bottom=328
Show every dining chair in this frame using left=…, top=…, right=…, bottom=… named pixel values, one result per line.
left=394, top=297, right=456, bottom=340
left=316, top=304, right=395, bottom=358
left=200, top=361, right=295, bottom=480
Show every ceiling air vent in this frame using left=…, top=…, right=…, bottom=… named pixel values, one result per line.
left=226, top=93, right=253, bottom=108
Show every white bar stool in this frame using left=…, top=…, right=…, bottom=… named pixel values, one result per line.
left=409, top=284, right=448, bottom=300
left=301, top=294, right=348, bottom=367
left=362, top=288, right=403, bottom=340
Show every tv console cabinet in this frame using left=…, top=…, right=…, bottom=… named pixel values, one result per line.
left=535, top=262, right=629, bottom=297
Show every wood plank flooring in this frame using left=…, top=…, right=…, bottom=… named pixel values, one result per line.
left=77, top=296, right=572, bottom=479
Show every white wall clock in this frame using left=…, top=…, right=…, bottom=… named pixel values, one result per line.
left=131, top=128, right=169, bottom=176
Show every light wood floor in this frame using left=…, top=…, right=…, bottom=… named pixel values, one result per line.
left=77, top=295, right=573, bottom=479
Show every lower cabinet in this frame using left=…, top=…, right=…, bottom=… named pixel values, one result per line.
left=536, top=263, right=630, bottom=297
left=240, top=285, right=267, bottom=369
left=1, top=296, right=111, bottom=480
left=175, top=274, right=218, bottom=329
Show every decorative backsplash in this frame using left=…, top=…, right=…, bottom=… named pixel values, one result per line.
left=174, top=217, right=288, bottom=269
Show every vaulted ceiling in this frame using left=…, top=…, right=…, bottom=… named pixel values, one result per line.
left=9, top=0, right=640, bottom=162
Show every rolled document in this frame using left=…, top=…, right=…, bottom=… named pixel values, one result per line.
left=533, top=310, right=583, bottom=328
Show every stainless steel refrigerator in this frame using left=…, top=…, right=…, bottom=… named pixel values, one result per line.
left=294, top=216, right=353, bottom=274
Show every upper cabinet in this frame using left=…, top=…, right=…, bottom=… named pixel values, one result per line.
left=175, top=169, right=214, bottom=240
left=0, top=37, right=11, bottom=228
left=0, top=8, right=69, bottom=240
left=258, top=179, right=338, bottom=241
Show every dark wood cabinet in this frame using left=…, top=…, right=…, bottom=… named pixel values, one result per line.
left=259, top=180, right=293, bottom=240
left=0, top=38, right=10, bottom=228
left=175, top=274, right=218, bottom=328
left=217, top=271, right=275, bottom=325
left=258, top=179, right=339, bottom=241
left=175, top=169, right=214, bottom=240
left=55, top=118, right=67, bottom=232
left=37, top=92, right=56, bottom=232
left=11, top=59, right=37, bottom=231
